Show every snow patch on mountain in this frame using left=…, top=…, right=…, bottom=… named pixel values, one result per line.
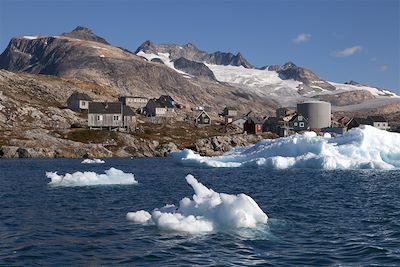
left=136, top=50, right=190, bottom=76
left=206, top=64, right=302, bottom=98
left=328, top=82, right=397, bottom=97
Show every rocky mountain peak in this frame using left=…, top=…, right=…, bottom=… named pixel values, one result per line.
left=135, top=40, right=156, bottom=53
left=61, top=26, right=109, bottom=45
left=345, top=80, right=360, bottom=86
left=135, top=41, right=253, bottom=68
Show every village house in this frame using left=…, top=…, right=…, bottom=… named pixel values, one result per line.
left=194, top=111, right=211, bottom=126
left=144, top=95, right=177, bottom=117
left=122, top=105, right=137, bottom=132
left=144, top=99, right=167, bottom=117
left=118, top=96, right=148, bottom=109
left=231, top=118, right=246, bottom=130
left=367, top=116, right=389, bottom=130
left=289, top=114, right=309, bottom=131
left=263, top=117, right=279, bottom=133
left=67, top=92, right=92, bottom=112
left=346, top=117, right=371, bottom=130
left=158, top=95, right=176, bottom=109
left=244, top=117, right=263, bottom=135
left=88, top=102, right=135, bottom=131
left=222, top=107, right=238, bottom=117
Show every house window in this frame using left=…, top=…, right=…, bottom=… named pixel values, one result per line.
left=377, top=123, right=380, bottom=127
left=204, top=118, right=209, bottom=123
left=299, top=122, right=304, bottom=127
left=113, top=115, right=120, bottom=121
left=96, top=115, right=103, bottom=121
left=298, top=115, right=303, bottom=121
left=81, top=101, right=86, bottom=106
left=294, top=122, right=298, bottom=126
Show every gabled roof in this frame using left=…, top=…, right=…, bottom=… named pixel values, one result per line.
left=70, top=92, right=92, bottom=101
left=146, top=98, right=166, bottom=108
left=289, top=114, right=309, bottom=123
left=347, top=117, right=370, bottom=126
left=367, top=116, right=387, bottom=122
left=158, top=95, right=175, bottom=108
left=264, top=116, right=279, bottom=123
left=89, top=102, right=121, bottom=114
left=123, top=106, right=136, bottom=116
left=195, top=111, right=210, bottom=119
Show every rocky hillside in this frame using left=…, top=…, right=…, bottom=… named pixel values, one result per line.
left=1, top=26, right=398, bottom=111
left=0, top=27, right=274, bottom=113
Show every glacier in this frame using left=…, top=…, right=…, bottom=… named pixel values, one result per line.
left=127, top=174, right=268, bottom=233
left=172, top=125, right=400, bottom=169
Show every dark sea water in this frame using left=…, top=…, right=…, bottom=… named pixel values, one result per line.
left=0, top=158, right=399, bottom=266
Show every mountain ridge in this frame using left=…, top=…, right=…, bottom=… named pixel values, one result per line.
left=0, top=26, right=398, bottom=112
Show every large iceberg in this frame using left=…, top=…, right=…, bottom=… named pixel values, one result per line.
left=173, top=125, right=400, bottom=169
left=46, top=167, right=137, bottom=187
left=127, top=174, right=268, bottom=233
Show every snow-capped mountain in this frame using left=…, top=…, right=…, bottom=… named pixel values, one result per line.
left=136, top=43, right=398, bottom=108
left=0, top=26, right=398, bottom=113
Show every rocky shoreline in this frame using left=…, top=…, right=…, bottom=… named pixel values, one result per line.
left=0, top=133, right=264, bottom=159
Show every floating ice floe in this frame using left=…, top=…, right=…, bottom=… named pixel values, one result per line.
left=172, top=125, right=400, bottom=169
left=81, top=158, right=105, bottom=164
left=46, top=167, right=137, bottom=187
left=127, top=174, right=268, bottom=233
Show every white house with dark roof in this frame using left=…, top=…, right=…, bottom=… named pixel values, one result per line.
left=88, top=102, right=136, bottom=130
left=367, top=116, right=389, bottom=130
left=67, top=92, right=92, bottom=112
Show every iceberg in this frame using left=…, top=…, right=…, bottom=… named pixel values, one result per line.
left=81, top=158, right=105, bottom=164
left=46, top=167, right=137, bottom=187
left=127, top=174, right=268, bottom=233
left=173, top=125, right=400, bottom=169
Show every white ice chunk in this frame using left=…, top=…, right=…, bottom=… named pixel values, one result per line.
left=127, top=174, right=268, bottom=233
left=81, top=158, right=105, bottom=164
left=46, top=167, right=137, bottom=187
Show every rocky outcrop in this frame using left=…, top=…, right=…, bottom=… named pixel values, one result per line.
left=193, top=134, right=264, bottom=156
left=61, top=26, right=109, bottom=45
left=262, top=62, right=336, bottom=92
left=174, top=57, right=216, bottom=80
left=136, top=40, right=254, bottom=68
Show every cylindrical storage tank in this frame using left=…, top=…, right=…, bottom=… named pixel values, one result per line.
left=297, top=101, right=331, bottom=129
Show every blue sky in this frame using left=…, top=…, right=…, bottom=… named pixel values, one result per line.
left=0, top=0, right=399, bottom=92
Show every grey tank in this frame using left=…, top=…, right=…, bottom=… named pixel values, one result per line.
left=297, top=101, right=331, bottom=129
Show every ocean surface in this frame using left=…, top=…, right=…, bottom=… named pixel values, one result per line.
left=0, top=158, right=399, bottom=266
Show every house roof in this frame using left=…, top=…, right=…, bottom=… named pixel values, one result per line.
left=195, top=111, right=210, bottom=119
left=247, top=117, right=264, bottom=124
left=289, top=114, right=309, bottom=123
left=367, top=116, right=387, bottom=122
left=264, top=117, right=279, bottom=123
left=89, top=102, right=122, bottom=114
left=347, top=117, right=370, bottom=126
left=158, top=95, right=175, bottom=108
left=70, top=92, right=92, bottom=101
left=123, top=106, right=136, bottom=116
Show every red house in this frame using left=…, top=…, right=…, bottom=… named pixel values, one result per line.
left=244, top=117, right=263, bottom=134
